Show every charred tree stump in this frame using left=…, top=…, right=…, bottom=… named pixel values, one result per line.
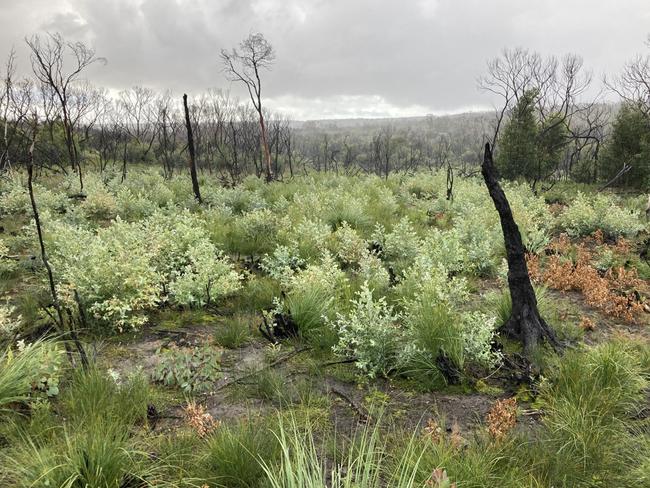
left=446, top=162, right=454, bottom=201
left=183, top=93, right=202, bottom=204
left=481, top=143, right=560, bottom=354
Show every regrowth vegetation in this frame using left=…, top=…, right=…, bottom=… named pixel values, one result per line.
left=1, top=167, right=649, bottom=487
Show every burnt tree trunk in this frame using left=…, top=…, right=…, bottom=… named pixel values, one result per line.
left=27, top=113, right=88, bottom=369
left=258, top=112, right=274, bottom=182
left=183, top=94, right=202, bottom=204
left=481, top=143, right=559, bottom=354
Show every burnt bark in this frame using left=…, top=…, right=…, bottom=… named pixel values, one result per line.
left=183, top=94, right=202, bottom=204
left=481, top=143, right=560, bottom=354
left=27, top=114, right=87, bottom=369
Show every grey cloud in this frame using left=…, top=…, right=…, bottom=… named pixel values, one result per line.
left=0, top=0, right=649, bottom=119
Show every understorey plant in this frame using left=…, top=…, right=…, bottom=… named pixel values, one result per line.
left=151, top=344, right=222, bottom=393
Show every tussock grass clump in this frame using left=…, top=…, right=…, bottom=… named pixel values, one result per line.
left=214, top=314, right=252, bottom=349
left=523, top=341, right=649, bottom=487
left=62, top=366, right=150, bottom=427
left=285, top=286, right=337, bottom=347
left=0, top=367, right=169, bottom=488
left=402, top=300, right=464, bottom=387
left=262, top=417, right=427, bottom=488
left=199, top=417, right=281, bottom=488
left=1, top=417, right=174, bottom=488
left=0, top=339, right=64, bottom=411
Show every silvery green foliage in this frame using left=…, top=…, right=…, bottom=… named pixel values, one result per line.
left=260, top=245, right=306, bottom=287
left=4, top=167, right=569, bottom=363
left=557, top=192, right=644, bottom=238
left=419, top=175, right=554, bottom=277
left=331, top=283, right=402, bottom=378
left=145, top=211, right=243, bottom=307
left=371, top=218, right=422, bottom=276
left=289, top=219, right=330, bottom=260
left=357, top=253, right=390, bottom=295
left=460, top=311, right=502, bottom=369
left=288, top=251, right=348, bottom=299
left=113, top=186, right=158, bottom=221
left=48, top=217, right=161, bottom=331
left=80, top=184, right=118, bottom=221
left=0, top=302, right=21, bottom=340
left=505, top=183, right=553, bottom=254
left=395, top=254, right=469, bottom=305
left=329, top=222, right=368, bottom=266
left=0, top=238, right=18, bottom=276
left=167, top=240, right=242, bottom=307
left=0, top=176, right=68, bottom=217
left=47, top=211, right=242, bottom=331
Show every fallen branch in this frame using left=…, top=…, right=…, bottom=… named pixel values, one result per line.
left=598, top=162, right=632, bottom=192
left=328, top=386, right=370, bottom=423
left=212, top=346, right=312, bottom=393
left=319, top=357, right=358, bottom=368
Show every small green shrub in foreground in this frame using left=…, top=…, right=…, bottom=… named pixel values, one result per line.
left=0, top=339, right=64, bottom=410
left=152, top=345, right=222, bottom=393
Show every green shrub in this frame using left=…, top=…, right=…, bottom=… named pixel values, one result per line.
left=48, top=218, right=161, bottom=331
left=166, top=240, right=242, bottom=307
left=356, top=253, right=390, bottom=296
left=0, top=340, right=64, bottom=410
left=459, top=311, right=501, bottom=369
left=81, top=186, right=118, bottom=220
left=331, top=283, right=402, bottom=378
left=372, top=218, right=422, bottom=277
left=0, top=239, right=19, bottom=280
left=286, top=218, right=331, bottom=261
left=329, top=221, right=368, bottom=267
left=152, top=345, right=222, bottom=393
left=260, top=245, right=306, bottom=287
left=114, top=186, right=158, bottom=221
left=0, top=177, right=68, bottom=217
left=0, top=301, right=21, bottom=341
left=557, top=192, right=644, bottom=238
left=145, top=212, right=243, bottom=307
left=47, top=211, right=242, bottom=331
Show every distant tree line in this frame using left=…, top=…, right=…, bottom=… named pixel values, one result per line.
left=2, top=33, right=650, bottom=190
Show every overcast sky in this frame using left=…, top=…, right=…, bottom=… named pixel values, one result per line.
left=1, top=0, right=649, bottom=119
